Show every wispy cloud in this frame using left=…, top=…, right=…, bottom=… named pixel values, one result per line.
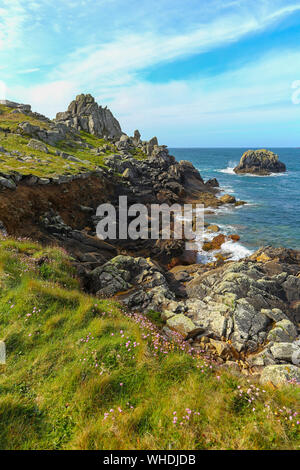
left=2, top=0, right=300, bottom=145
left=54, top=0, right=300, bottom=93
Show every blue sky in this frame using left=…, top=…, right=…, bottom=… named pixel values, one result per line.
left=1, top=0, right=300, bottom=146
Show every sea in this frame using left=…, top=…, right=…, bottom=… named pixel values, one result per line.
left=169, top=148, right=300, bottom=262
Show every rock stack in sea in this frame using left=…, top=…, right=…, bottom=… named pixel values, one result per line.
left=234, top=149, right=286, bottom=175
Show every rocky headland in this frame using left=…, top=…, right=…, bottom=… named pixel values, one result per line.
left=234, top=149, right=286, bottom=176
left=0, top=95, right=299, bottom=387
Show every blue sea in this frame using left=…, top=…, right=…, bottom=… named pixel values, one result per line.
left=170, top=148, right=300, bottom=259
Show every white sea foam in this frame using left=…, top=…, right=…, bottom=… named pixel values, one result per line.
left=218, top=160, right=238, bottom=175
left=244, top=172, right=287, bottom=178
left=220, top=240, right=253, bottom=261
left=196, top=224, right=254, bottom=264
left=219, top=167, right=235, bottom=175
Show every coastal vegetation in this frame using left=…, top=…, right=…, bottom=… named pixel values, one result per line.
left=0, top=237, right=299, bottom=450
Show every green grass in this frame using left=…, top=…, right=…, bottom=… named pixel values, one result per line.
left=0, top=105, right=50, bottom=132
left=0, top=108, right=147, bottom=178
left=0, top=237, right=299, bottom=450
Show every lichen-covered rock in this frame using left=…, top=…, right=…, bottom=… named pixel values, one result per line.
left=270, top=342, right=300, bottom=362
left=182, top=249, right=300, bottom=352
left=89, top=255, right=175, bottom=311
left=27, top=138, right=49, bottom=153
left=260, top=364, right=300, bottom=386
left=267, top=319, right=298, bottom=343
left=234, top=149, right=286, bottom=175
left=166, top=314, right=196, bottom=336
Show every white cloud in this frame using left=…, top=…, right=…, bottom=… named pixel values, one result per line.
left=55, top=2, right=300, bottom=93
left=2, top=0, right=300, bottom=145
left=104, top=49, right=300, bottom=145
left=8, top=80, right=78, bottom=117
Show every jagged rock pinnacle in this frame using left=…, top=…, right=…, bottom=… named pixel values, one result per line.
left=55, top=94, right=123, bottom=140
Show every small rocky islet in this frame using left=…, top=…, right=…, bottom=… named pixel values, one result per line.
left=0, top=94, right=299, bottom=388
left=234, top=148, right=287, bottom=175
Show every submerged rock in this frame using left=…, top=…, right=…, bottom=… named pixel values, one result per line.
left=234, top=149, right=286, bottom=175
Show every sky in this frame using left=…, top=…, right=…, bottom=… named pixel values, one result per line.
left=1, top=0, right=300, bottom=147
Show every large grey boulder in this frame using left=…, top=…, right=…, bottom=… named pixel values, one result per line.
left=89, top=255, right=174, bottom=311
left=55, top=94, right=122, bottom=140
left=234, top=149, right=286, bottom=175
left=27, top=138, right=49, bottom=153
left=270, top=342, right=300, bottom=362
left=260, top=364, right=300, bottom=386
left=19, top=121, right=69, bottom=146
left=267, top=319, right=298, bottom=343
left=166, top=314, right=196, bottom=336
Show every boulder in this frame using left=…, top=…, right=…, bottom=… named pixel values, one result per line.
left=220, top=194, right=236, bottom=204
left=211, top=234, right=226, bottom=250
left=260, top=364, right=300, bottom=386
left=166, top=314, right=196, bottom=336
left=270, top=342, right=300, bottom=362
left=234, top=149, right=286, bottom=175
left=205, top=178, right=219, bottom=188
left=267, top=319, right=298, bottom=343
left=88, top=255, right=175, bottom=311
left=27, top=139, right=49, bottom=153
left=229, top=234, right=240, bottom=242
left=0, top=99, right=31, bottom=112
left=183, top=252, right=300, bottom=352
left=0, top=176, right=16, bottom=190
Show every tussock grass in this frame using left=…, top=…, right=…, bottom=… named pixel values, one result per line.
left=0, top=237, right=299, bottom=450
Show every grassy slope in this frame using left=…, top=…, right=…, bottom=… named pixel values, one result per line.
left=0, top=237, right=299, bottom=450
left=0, top=105, right=144, bottom=178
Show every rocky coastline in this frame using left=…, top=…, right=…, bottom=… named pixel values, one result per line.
left=0, top=95, right=299, bottom=386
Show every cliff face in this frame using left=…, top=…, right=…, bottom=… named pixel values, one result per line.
left=0, top=95, right=222, bottom=268
left=55, top=93, right=123, bottom=139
